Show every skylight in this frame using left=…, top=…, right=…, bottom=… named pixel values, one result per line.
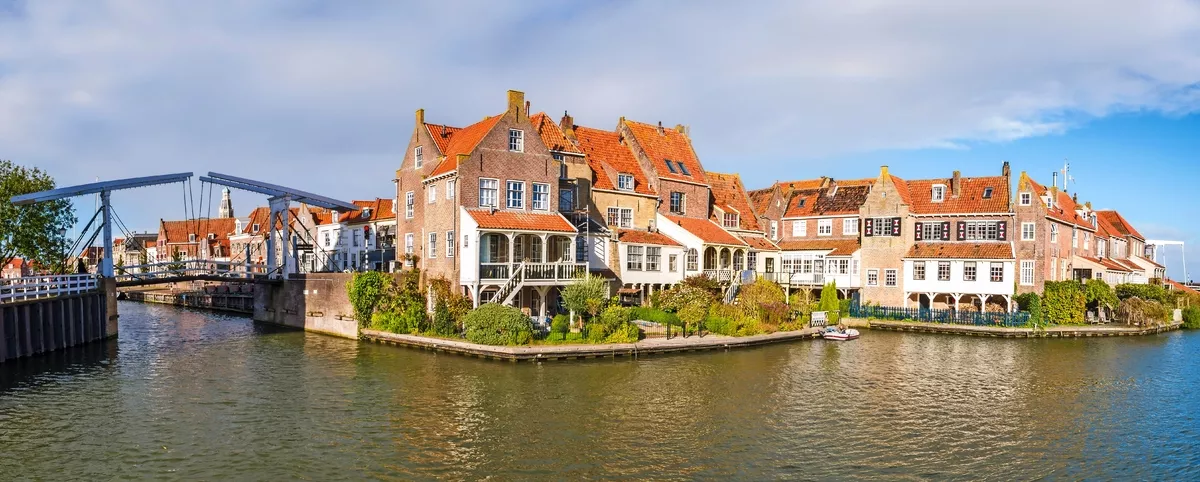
left=677, top=162, right=691, bottom=176
left=664, top=159, right=678, bottom=174
left=982, top=187, right=994, bottom=199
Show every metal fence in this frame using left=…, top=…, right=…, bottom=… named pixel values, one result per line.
left=849, top=303, right=1032, bottom=327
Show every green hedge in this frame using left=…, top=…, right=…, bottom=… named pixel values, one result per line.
left=1115, top=283, right=1172, bottom=304
left=463, top=303, right=534, bottom=345
left=1043, top=281, right=1085, bottom=325
left=1013, top=292, right=1044, bottom=327
left=348, top=271, right=391, bottom=326
left=1182, top=307, right=1200, bottom=329
left=630, top=306, right=681, bottom=327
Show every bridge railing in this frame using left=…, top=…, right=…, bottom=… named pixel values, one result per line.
left=0, top=274, right=99, bottom=304
left=115, top=260, right=274, bottom=283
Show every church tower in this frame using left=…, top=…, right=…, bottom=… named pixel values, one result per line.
left=218, top=188, right=234, bottom=218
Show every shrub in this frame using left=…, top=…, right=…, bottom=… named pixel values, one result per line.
left=737, top=280, right=785, bottom=310
left=604, top=322, right=641, bottom=343
left=371, top=301, right=427, bottom=335
left=348, top=271, right=391, bottom=326
left=431, top=299, right=456, bottom=336
left=759, top=302, right=791, bottom=328
left=1115, top=283, right=1171, bottom=304
left=705, top=304, right=763, bottom=336
left=1182, top=306, right=1200, bottom=329
left=561, top=275, right=610, bottom=321
left=630, top=306, right=681, bottom=326
left=658, top=284, right=717, bottom=332
left=1043, top=281, right=1086, bottom=325
left=1118, top=297, right=1169, bottom=327
left=1084, top=279, right=1119, bottom=311
left=551, top=314, right=570, bottom=339
left=1014, top=292, right=1044, bottom=327
left=704, top=314, right=735, bottom=336
left=463, top=303, right=534, bottom=345
left=582, top=305, right=642, bottom=343
left=680, top=274, right=723, bottom=298
left=818, top=281, right=839, bottom=312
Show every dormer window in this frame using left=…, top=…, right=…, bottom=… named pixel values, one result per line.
left=664, top=160, right=678, bottom=174
left=723, top=212, right=739, bottom=229
left=361, top=208, right=371, bottom=219
left=414, top=146, right=423, bottom=168
left=508, top=129, right=524, bottom=152
left=252, top=223, right=260, bottom=233
left=188, top=234, right=196, bottom=242
left=208, top=233, right=216, bottom=240
left=617, top=173, right=635, bottom=191
left=1020, top=192, right=1032, bottom=206
left=798, top=199, right=807, bottom=208
left=932, top=184, right=946, bottom=202
left=982, top=187, right=994, bottom=199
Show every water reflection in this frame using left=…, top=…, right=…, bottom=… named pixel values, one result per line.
left=1, top=302, right=1198, bottom=480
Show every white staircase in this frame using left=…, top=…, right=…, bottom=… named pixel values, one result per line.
left=492, top=262, right=526, bottom=306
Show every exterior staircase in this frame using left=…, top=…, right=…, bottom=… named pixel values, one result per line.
left=492, top=262, right=527, bottom=306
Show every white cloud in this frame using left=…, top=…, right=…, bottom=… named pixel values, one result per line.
left=2, top=0, right=1200, bottom=230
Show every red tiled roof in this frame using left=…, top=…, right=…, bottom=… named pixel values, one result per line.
left=783, top=184, right=871, bottom=218
left=776, top=239, right=860, bottom=256
left=1166, top=279, right=1199, bottom=295
left=574, top=125, right=655, bottom=196
left=241, top=206, right=321, bottom=234
left=424, top=123, right=461, bottom=155
left=623, top=119, right=708, bottom=185
left=466, top=209, right=576, bottom=233
left=1095, top=210, right=1144, bottom=240
left=664, top=214, right=746, bottom=246
left=889, top=175, right=913, bottom=205
left=740, top=235, right=781, bottom=251
left=747, top=188, right=777, bottom=216
left=428, top=115, right=502, bottom=177
left=616, top=229, right=681, bottom=246
left=776, top=178, right=825, bottom=193
left=339, top=198, right=397, bottom=224
left=1111, top=258, right=1141, bottom=272
left=707, top=171, right=762, bottom=232
left=905, top=242, right=1014, bottom=259
left=161, top=218, right=238, bottom=244
left=906, top=175, right=1009, bottom=214
left=1134, top=255, right=1165, bottom=269
left=1096, top=257, right=1132, bottom=272
left=1028, top=179, right=1094, bottom=230
left=530, top=112, right=583, bottom=155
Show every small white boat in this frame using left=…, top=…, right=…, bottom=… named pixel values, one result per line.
left=822, top=326, right=860, bottom=341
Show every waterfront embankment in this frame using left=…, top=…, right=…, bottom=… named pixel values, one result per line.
left=842, top=317, right=1182, bottom=337
left=120, top=286, right=254, bottom=315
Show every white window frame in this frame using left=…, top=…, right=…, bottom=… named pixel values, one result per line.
left=405, top=191, right=414, bottom=219
left=867, top=269, right=879, bottom=286
left=531, top=183, right=550, bottom=211
left=938, top=261, right=951, bottom=281
left=506, top=180, right=525, bottom=209
left=885, top=269, right=897, bottom=287
left=817, top=219, right=833, bottom=236
left=1020, top=192, right=1032, bottom=206
left=770, top=221, right=778, bottom=240
left=404, top=233, right=414, bottom=254
left=428, top=185, right=437, bottom=204
left=447, top=179, right=456, bottom=200
left=964, top=261, right=977, bottom=282
left=686, top=248, right=698, bottom=272
left=1020, top=260, right=1035, bottom=286
left=446, top=230, right=455, bottom=258
left=1021, top=222, right=1035, bottom=241
left=990, top=262, right=1004, bottom=283
left=479, top=178, right=499, bottom=208
left=932, top=184, right=946, bottom=203
left=626, top=245, right=643, bottom=271
left=607, top=207, right=633, bottom=228
left=723, top=212, right=739, bottom=229
left=913, top=261, right=926, bottom=281
left=617, top=173, right=635, bottom=191
left=414, top=145, right=423, bottom=168
left=428, top=233, right=437, bottom=259
left=794, top=220, right=806, bottom=237
left=669, top=192, right=685, bottom=215
left=843, top=218, right=859, bottom=235
left=1050, top=224, right=1058, bottom=243
left=646, top=247, right=661, bottom=271
left=509, top=129, right=524, bottom=152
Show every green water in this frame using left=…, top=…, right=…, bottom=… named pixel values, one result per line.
left=1, top=301, right=1198, bottom=480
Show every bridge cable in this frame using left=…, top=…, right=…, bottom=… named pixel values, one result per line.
left=58, top=207, right=104, bottom=274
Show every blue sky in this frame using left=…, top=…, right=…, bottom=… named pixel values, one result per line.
left=1, top=1, right=1198, bottom=278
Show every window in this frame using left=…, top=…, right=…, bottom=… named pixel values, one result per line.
left=532, top=183, right=550, bottom=211
left=559, top=186, right=575, bottom=212
left=770, top=221, right=778, bottom=240
left=607, top=207, right=633, bottom=228
left=963, top=221, right=1002, bottom=241
left=352, top=230, right=360, bottom=247
left=938, top=261, right=950, bottom=281
left=508, top=129, right=524, bottom=152
left=1022, top=222, right=1035, bottom=241
left=818, top=219, right=833, bottom=236
left=506, top=181, right=525, bottom=209
left=990, top=263, right=1004, bottom=282
left=444, top=230, right=455, bottom=258
left=922, top=223, right=944, bottom=241
left=932, top=184, right=946, bottom=202
left=404, top=233, right=414, bottom=254
left=447, top=179, right=456, bottom=199
left=1020, top=192, right=1032, bottom=206
left=475, top=179, right=498, bottom=208
left=669, top=192, right=685, bottom=214
left=885, top=269, right=897, bottom=287
left=866, top=217, right=901, bottom=237
left=427, top=233, right=437, bottom=258
left=428, top=185, right=437, bottom=204
left=405, top=191, right=415, bottom=218
left=627, top=246, right=643, bottom=271
left=982, top=187, right=994, bottom=199
left=843, top=218, right=859, bottom=235
left=559, top=158, right=568, bottom=179
left=677, top=162, right=691, bottom=176
left=1084, top=233, right=1090, bottom=250
left=686, top=249, right=698, bottom=271
left=747, top=252, right=758, bottom=270
left=914, top=261, right=926, bottom=280
left=252, top=223, right=260, bottom=233
left=723, top=213, right=739, bottom=228
left=189, top=233, right=196, bottom=242
left=1072, top=228, right=1078, bottom=248
left=414, top=146, right=423, bottom=168
left=867, top=269, right=879, bottom=286
left=617, top=174, right=635, bottom=191
left=575, top=237, right=586, bottom=263
left=324, top=231, right=331, bottom=248
left=794, top=220, right=806, bottom=237
left=669, top=254, right=678, bottom=273
left=664, top=160, right=678, bottom=174
left=647, top=247, right=661, bottom=271
left=964, top=261, right=977, bottom=281
left=1050, top=224, right=1058, bottom=243
left=836, top=259, right=849, bottom=275
left=1020, top=260, right=1034, bottom=286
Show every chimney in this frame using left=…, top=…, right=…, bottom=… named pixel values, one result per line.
left=1002, top=161, right=1011, bottom=179
left=507, top=90, right=525, bottom=120
left=657, top=121, right=664, bottom=135
left=1073, top=192, right=1078, bottom=203
left=560, top=111, right=575, bottom=139
left=1052, top=171, right=1058, bottom=190
left=675, top=124, right=687, bottom=135
left=880, top=165, right=889, bottom=179
left=415, top=108, right=424, bottom=126
left=826, top=179, right=838, bottom=197
left=525, top=100, right=531, bottom=116
left=951, top=170, right=962, bottom=197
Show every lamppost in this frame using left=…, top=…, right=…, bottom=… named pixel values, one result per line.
left=59, top=228, right=68, bottom=274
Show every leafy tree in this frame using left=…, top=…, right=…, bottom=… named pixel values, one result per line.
left=1043, top=281, right=1086, bottom=325
left=167, top=249, right=186, bottom=273
left=658, top=284, right=716, bottom=336
left=0, top=160, right=75, bottom=270
left=115, top=258, right=126, bottom=276
left=1084, top=279, right=1118, bottom=311
left=680, top=274, right=722, bottom=297
left=347, top=271, right=391, bottom=327
left=818, top=281, right=839, bottom=312
left=562, top=275, right=609, bottom=322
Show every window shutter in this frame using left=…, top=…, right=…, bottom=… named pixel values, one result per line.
left=914, top=222, right=924, bottom=241
left=891, top=217, right=901, bottom=236
left=941, top=221, right=951, bottom=241
left=865, top=218, right=874, bottom=237
left=997, top=221, right=1008, bottom=241
left=956, top=221, right=967, bottom=241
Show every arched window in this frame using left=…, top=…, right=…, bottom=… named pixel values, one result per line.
left=686, top=248, right=698, bottom=272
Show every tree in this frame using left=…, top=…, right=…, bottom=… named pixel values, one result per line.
left=0, top=160, right=75, bottom=270
left=167, top=249, right=186, bottom=273
left=1084, top=279, right=1118, bottom=311
left=658, top=284, right=716, bottom=336
left=115, top=258, right=126, bottom=276
left=562, top=275, right=610, bottom=322
left=818, top=281, right=839, bottom=312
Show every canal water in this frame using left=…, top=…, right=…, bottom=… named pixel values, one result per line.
left=2, top=302, right=1199, bottom=480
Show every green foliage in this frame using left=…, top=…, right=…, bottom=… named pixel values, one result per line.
left=1115, top=283, right=1172, bottom=304
left=630, top=306, right=681, bottom=326
left=463, top=303, right=534, bottom=345
left=1182, top=306, right=1200, bottom=329
left=1084, top=279, right=1119, bottom=310
left=431, top=299, right=456, bottom=336
left=561, top=275, right=610, bottom=320
left=582, top=305, right=642, bottom=343
left=789, top=289, right=817, bottom=315
left=705, top=304, right=763, bottom=336
left=1118, top=297, right=1169, bottom=327
left=427, top=276, right=470, bottom=333
left=550, top=314, right=571, bottom=339
left=115, top=258, right=126, bottom=276
left=167, top=249, right=186, bottom=272
left=658, top=284, right=717, bottom=332
left=1014, top=292, right=1044, bottom=327
left=370, top=301, right=427, bottom=335
left=0, top=160, right=75, bottom=271
left=1043, top=281, right=1086, bottom=325
left=348, top=271, right=391, bottom=326
left=681, top=274, right=723, bottom=297
left=818, top=281, right=839, bottom=313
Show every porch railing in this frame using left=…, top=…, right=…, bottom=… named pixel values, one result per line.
left=702, top=269, right=733, bottom=282
left=481, top=262, right=587, bottom=283
left=1, top=274, right=98, bottom=304
left=849, top=303, right=1031, bottom=327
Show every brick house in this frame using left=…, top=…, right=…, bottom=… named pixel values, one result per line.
left=311, top=199, right=397, bottom=272
left=396, top=91, right=586, bottom=316
left=1014, top=172, right=1101, bottom=292
left=156, top=218, right=238, bottom=266
left=111, top=232, right=157, bottom=273
left=771, top=178, right=873, bottom=298
left=1096, top=210, right=1165, bottom=283
left=229, top=205, right=327, bottom=273
left=708, top=172, right=781, bottom=277
left=2, top=258, right=32, bottom=279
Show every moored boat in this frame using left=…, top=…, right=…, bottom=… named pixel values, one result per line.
left=822, top=326, right=860, bottom=341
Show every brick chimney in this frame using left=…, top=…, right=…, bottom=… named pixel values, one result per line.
left=1073, top=192, right=1078, bottom=204
left=560, top=111, right=575, bottom=140
left=880, top=165, right=889, bottom=179
left=415, top=108, right=424, bottom=126
left=675, top=124, right=688, bottom=135
left=951, top=170, right=962, bottom=197
left=657, top=121, right=664, bottom=135
left=507, top=90, right=525, bottom=121
left=1002, top=161, right=1011, bottom=179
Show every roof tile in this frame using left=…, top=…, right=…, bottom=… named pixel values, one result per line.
left=574, top=125, right=656, bottom=196
left=616, top=229, right=681, bottom=246
left=905, top=242, right=1014, bottom=259
left=663, top=214, right=746, bottom=246
left=466, top=209, right=576, bottom=233
left=623, top=119, right=708, bottom=185
left=776, top=239, right=860, bottom=256
left=707, top=171, right=762, bottom=232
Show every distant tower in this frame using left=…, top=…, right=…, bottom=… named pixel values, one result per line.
left=218, top=188, right=234, bottom=218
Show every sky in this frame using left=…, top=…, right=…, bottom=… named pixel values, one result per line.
left=1, top=0, right=1199, bottom=278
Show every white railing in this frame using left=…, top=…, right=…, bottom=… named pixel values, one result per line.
left=492, top=262, right=526, bottom=306
left=115, top=260, right=274, bottom=283
left=480, top=262, right=587, bottom=283
left=702, top=269, right=733, bottom=282
left=0, top=274, right=98, bottom=304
